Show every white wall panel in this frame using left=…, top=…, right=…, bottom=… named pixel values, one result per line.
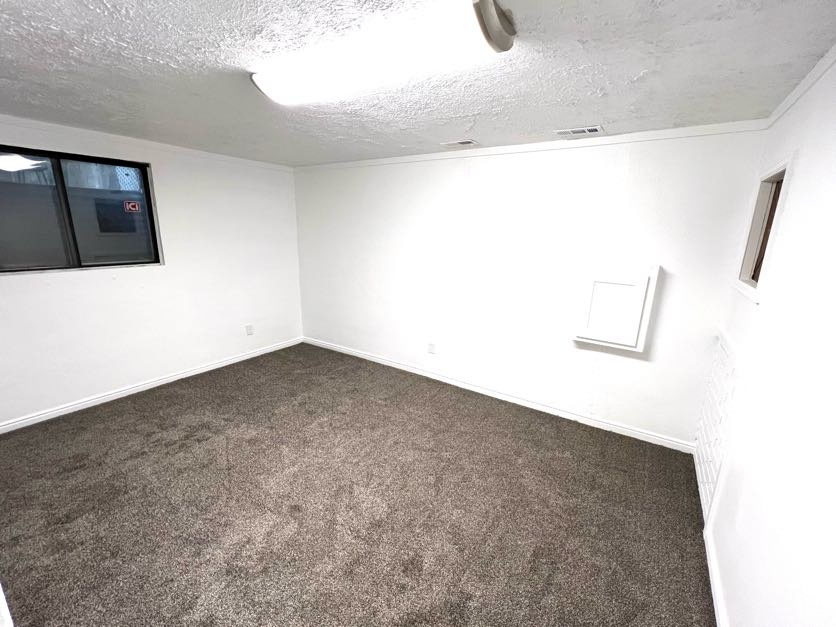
left=296, top=130, right=763, bottom=446
left=0, top=114, right=303, bottom=429
left=707, top=48, right=836, bottom=627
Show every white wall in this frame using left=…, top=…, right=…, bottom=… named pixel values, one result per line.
left=0, top=114, right=303, bottom=430
left=295, top=128, right=764, bottom=448
left=706, top=51, right=836, bottom=626
left=0, top=583, right=11, bottom=627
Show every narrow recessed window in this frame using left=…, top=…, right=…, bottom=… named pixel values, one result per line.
left=0, top=145, right=160, bottom=273
left=739, top=169, right=785, bottom=287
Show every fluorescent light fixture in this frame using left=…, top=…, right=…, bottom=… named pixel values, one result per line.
left=0, top=154, right=48, bottom=172
left=251, top=0, right=515, bottom=106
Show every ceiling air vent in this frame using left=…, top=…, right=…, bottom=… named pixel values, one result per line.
left=440, top=139, right=479, bottom=149
left=554, top=125, right=605, bottom=139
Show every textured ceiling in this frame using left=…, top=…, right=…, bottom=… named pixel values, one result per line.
left=1, top=0, right=835, bottom=166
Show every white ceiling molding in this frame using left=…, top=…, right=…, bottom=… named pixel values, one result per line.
left=295, top=119, right=769, bottom=171
left=766, top=40, right=836, bottom=127
left=1, top=0, right=834, bottom=165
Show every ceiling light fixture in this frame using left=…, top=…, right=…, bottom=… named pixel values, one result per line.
left=473, top=0, right=516, bottom=52
left=251, top=0, right=515, bottom=106
left=0, top=154, right=48, bottom=172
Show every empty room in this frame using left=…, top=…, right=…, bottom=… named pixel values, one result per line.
left=1, top=1, right=835, bottom=625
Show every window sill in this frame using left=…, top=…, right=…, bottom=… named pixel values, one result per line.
left=734, top=279, right=761, bottom=305
left=0, top=262, right=163, bottom=277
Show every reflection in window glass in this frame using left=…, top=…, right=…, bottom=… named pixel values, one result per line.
left=0, top=152, right=73, bottom=270
left=61, top=161, right=142, bottom=191
left=61, top=160, right=155, bottom=265
left=0, top=153, right=55, bottom=186
left=1, top=147, right=159, bottom=272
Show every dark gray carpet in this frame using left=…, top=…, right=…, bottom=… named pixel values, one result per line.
left=0, top=343, right=715, bottom=626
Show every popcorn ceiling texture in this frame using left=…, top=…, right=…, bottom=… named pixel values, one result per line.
left=1, top=0, right=835, bottom=166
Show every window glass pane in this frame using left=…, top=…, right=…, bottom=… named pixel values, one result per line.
left=61, top=160, right=156, bottom=266
left=61, top=161, right=142, bottom=191
left=0, top=152, right=73, bottom=270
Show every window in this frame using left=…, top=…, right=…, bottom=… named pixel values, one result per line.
left=739, top=169, right=785, bottom=287
left=0, top=145, right=160, bottom=272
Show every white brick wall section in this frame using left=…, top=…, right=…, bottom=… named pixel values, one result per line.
left=695, top=333, right=736, bottom=520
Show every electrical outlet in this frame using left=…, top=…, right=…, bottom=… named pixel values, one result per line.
left=427, top=342, right=436, bottom=355
left=245, top=324, right=255, bottom=336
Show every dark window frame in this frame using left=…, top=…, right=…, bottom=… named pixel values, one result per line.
left=0, top=143, right=161, bottom=273
left=749, top=176, right=782, bottom=283
left=738, top=167, right=788, bottom=290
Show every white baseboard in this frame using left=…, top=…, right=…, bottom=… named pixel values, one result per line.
left=302, top=337, right=696, bottom=454
left=2, top=335, right=696, bottom=454
left=703, top=528, right=729, bottom=627
left=0, top=337, right=303, bottom=435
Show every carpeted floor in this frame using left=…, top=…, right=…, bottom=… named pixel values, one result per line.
left=0, top=343, right=715, bottom=626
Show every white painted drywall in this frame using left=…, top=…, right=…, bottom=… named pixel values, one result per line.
left=295, top=128, right=764, bottom=447
left=706, top=51, right=836, bottom=627
left=0, top=583, right=11, bottom=627
left=0, top=114, right=303, bottom=430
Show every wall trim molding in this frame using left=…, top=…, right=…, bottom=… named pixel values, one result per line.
left=2, top=42, right=831, bottom=173
left=767, top=41, right=836, bottom=128
left=0, top=331, right=696, bottom=453
left=295, top=119, right=768, bottom=172
left=303, top=337, right=696, bottom=454
left=0, top=113, right=295, bottom=174
left=0, top=337, right=304, bottom=435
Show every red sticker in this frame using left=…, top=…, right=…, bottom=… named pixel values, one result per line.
left=124, top=200, right=142, bottom=213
